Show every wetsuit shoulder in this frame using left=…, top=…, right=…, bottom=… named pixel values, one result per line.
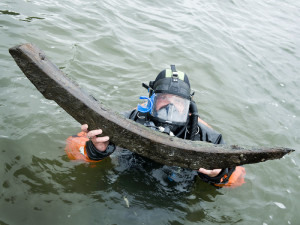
left=197, top=121, right=225, bottom=144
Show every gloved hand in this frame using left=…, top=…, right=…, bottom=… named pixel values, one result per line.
left=81, top=124, right=109, bottom=152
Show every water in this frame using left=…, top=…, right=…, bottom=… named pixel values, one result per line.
left=1, top=0, right=300, bottom=224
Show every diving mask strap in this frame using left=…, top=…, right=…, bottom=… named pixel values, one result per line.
left=142, top=82, right=149, bottom=90
left=142, top=82, right=154, bottom=96
left=170, top=65, right=178, bottom=82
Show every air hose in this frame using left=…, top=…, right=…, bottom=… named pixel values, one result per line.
left=189, top=101, right=199, bottom=141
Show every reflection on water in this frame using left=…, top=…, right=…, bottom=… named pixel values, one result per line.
left=0, top=0, right=299, bottom=224
left=0, top=10, right=20, bottom=15
left=0, top=10, right=45, bottom=23
left=20, top=17, right=45, bottom=22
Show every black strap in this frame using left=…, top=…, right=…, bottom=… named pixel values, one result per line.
left=130, top=110, right=149, bottom=124
left=129, top=109, right=139, bottom=120
left=142, top=83, right=149, bottom=90
left=143, top=82, right=154, bottom=96
left=170, top=65, right=178, bottom=81
left=170, top=64, right=177, bottom=73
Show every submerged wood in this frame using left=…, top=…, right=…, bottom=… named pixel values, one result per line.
left=9, top=43, right=294, bottom=169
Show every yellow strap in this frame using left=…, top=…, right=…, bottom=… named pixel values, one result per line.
left=165, top=69, right=185, bottom=80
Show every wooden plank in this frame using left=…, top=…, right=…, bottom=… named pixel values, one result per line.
left=9, top=43, right=294, bottom=169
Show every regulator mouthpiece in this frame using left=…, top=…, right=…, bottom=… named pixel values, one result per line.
left=137, top=94, right=155, bottom=113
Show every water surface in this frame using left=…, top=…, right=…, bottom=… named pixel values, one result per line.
left=0, top=0, right=299, bottom=224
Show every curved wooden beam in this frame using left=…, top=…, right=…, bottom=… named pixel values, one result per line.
left=9, top=43, right=294, bottom=169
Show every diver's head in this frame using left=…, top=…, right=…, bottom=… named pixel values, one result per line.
left=149, top=65, right=191, bottom=130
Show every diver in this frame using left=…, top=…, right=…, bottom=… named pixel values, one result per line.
left=65, top=65, right=245, bottom=188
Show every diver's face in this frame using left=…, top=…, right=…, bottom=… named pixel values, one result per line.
left=155, top=94, right=185, bottom=113
left=151, top=93, right=190, bottom=124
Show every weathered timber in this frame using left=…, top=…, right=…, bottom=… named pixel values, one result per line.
left=9, top=43, right=294, bottom=169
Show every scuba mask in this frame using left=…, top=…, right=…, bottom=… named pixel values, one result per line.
left=150, top=93, right=190, bottom=125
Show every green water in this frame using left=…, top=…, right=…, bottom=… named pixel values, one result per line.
left=0, top=0, right=299, bottom=224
